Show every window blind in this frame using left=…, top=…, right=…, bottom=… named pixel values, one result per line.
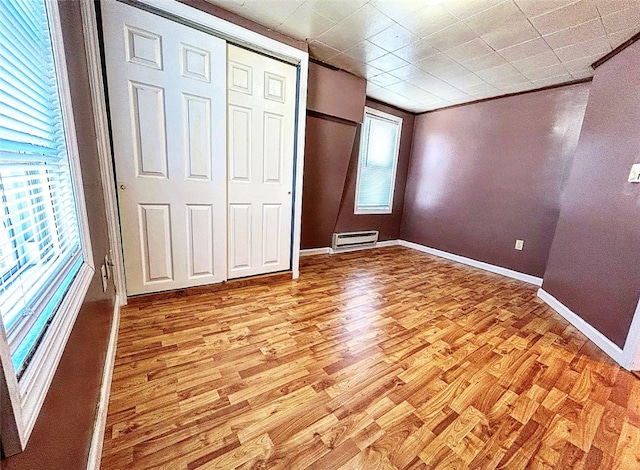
left=0, top=0, right=82, bottom=378
left=356, top=109, right=402, bottom=213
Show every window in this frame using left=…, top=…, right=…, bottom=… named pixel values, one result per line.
left=0, top=0, right=93, bottom=450
left=354, top=107, right=402, bottom=214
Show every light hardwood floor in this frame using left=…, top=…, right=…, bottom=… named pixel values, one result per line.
left=101, top=246, right=640, bottom=469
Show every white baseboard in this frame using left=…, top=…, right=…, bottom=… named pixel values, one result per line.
left=300, top=247, right=331, bottom=256
left=86, top=294, right=121, bottom=470
left=537, top=288, right=626, bottom=368
left=300, top=240, right=400, bottom=257
left=398, top=240, right=543, bottom=286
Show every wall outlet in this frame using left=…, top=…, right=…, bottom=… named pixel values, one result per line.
left=628, top=163, right=640, bottom=183
left=100, top=264, right=108, bottom=292
left=515, top=239, right=524, bottom=250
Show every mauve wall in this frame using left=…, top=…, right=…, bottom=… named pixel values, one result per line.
left=542, top=42, right=640, bottom=348
left=301, top=64, right=366, bottom=249
left=2, top=1, right=115, bottom=465
left=401, top=83, right=590, bottom=278
left=334, top=100, right=414, bottom=241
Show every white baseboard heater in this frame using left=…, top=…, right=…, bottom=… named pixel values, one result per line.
left=332, top=231, right=379, bottom=251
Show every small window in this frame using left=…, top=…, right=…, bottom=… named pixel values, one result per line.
left=354, top=107, right=402, bottom=215
left=0, top=0, right=93, bottom=448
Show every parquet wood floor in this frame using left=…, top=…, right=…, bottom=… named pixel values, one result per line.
left=101, top=246, right=640, bottom=469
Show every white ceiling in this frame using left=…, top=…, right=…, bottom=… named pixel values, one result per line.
left=205, top=0, right=640, bottom=113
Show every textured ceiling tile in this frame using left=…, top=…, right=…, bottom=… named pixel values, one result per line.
left=368, top=72, right=403, bottom=87
left=511, top=51, right=561, bottom=73
left=464, top=1, right=528, bottom=36
left=514, top=0, right=577, bottom=17
left=241, top=0, right=301, bottom=25
left=368, top=53, right=410, bottom=71
left=370, top=0, right=425, bottom=23
left=429, top=63, right=473, bottom=81
left=343, top=40, right=388, bottom=63
left=422, top=22, right=478, bottom=50
left=593, top=0, right=638, bottom=16
left=481, top=20, right=540, bottom=50
left=543, top=18, right=607, bottom=49
left=532, top=74, right=575, bottom=87
left=387, top=80, right=435, bottom=100
left=460, top=52, right=509, bottom=71
left=330, top=54, right=365, bottom=74
left=496, top=37, right=552, bottom=61
left=485, top=72, right=529, bottom=87
left=445, top=72, right=486, bottom=89
left=308, top=40, right=341, bottom=62
left=393, top=40, right=440, bottom=63
left=569, top=69, right=594, bottom=80
left=529, top=0, right=599, bottom=36
left=279, top=5, right=337, bottom=40
left=401, top=4, right=459, bottom=38
left=368, top=24, right=421, bottom=53
left=308, top=0, right=367, bottom=22
left=476, top=62, right=522, bottom=82
left=561, top=53, right=603, bottom=73
left=407, top=73, right=455, bottom=92
left=445, top=38, right=495, bottom=61
left=601, top=7, right=640, bottom=34
left=523, top=63, right=570, bottom=81
left=338, top=4, right=395, bottom=39
left=388, top=64, right=428, bottom=81
left=553, top=36, right=612, bottom=62
left=317, top=23, right=364, bottom=52
left=462, top=82, right=497, bottom=95
left=606, top=26, right=639, bottom=48
left=416, top=52, right=463, bottom=72
left=499, top=82, right=538, bottom=94
left=443, top=0, right=505, bottom=20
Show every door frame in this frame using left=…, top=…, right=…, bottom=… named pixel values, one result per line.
left=82, top=0, right=308, bottom=303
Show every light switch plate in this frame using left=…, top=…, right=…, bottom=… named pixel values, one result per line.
left=629, top=163, right=640, bottom=183
left=515, top=239, right=524, bottom=250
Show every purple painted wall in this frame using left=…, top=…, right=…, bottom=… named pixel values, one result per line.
left=542, top=42, right=640, bottom=348
left=400, top=83, right=590, bottom=278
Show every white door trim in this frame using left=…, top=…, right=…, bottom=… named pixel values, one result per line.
left=128, top=0, right=309, bottom=279
left=80, top=0, right=127, bottom=305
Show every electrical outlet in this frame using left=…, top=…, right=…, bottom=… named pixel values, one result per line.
left=515, top=239, right=524, bottom=250
left=104, top=254, right=112, bottom=279
left=100, top=264, right=108, bottom=292
left=629, top=163, right=640, bottom=183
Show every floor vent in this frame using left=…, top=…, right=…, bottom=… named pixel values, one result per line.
left=331, top=231, right=379, bottom=251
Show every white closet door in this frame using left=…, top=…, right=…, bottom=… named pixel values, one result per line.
left=102, top=1, right=227, bottom=295
left=227, top=45, right=297, bottom=279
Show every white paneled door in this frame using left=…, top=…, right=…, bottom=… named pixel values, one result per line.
left=227, top=45, right=297, bottom=279
left=102, top=2, right=227, bottom=295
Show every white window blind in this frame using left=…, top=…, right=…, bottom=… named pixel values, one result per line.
left=0, top=0, right=83, bottom=378
left=355, top=107, right=402, bottom=214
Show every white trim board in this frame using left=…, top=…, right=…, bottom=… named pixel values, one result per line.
left=86, top=295, right=121, bottom=470
left=80, top=0, right=126, bottom=306
left=537, top=289, right=627, bottom=368
left=300, top=240, right=400, bottom=257
left=398, top=240, right=543, bottom=286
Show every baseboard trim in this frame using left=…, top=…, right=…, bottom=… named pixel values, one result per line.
left=537, top=288, right=626, bottom=368
left=398, top=240, right=543, bottom=286
left=300, top=247, right=331, bottom=256
left=300, top=240, right=400, bottom=257
left=86, top=294, right=121, bottom=470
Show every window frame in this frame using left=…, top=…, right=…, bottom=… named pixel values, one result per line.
left=0, top=0, right=94, bottom=453
left=354, top=106, right=402, bottom=215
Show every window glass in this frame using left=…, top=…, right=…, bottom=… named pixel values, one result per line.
left=0, top=0, right=83, bottom=377
left=355, top=107, right=402, bottom=214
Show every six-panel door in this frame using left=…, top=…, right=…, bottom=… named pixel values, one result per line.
left=102, top=2, right=227, bottom=295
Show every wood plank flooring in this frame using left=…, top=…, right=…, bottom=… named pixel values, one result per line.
left=101, top=246, right=640, bottom=469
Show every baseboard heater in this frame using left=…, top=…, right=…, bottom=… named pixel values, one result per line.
left=332, top=231, right=379, bottom=251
